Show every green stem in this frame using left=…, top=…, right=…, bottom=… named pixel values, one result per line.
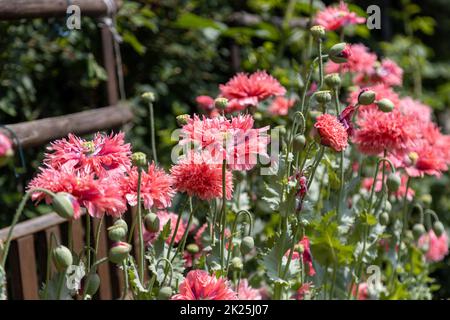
left=86, top=213, right=91, bottom=273
left=220, top=160, right=227, bottom=274
left=94, top=216, right=104, bottom=260
left=148, top=101, right=158, bottom=164
left=121, top=260, right=129, bottom=300
left=136, top=168, right=145, bottom=283
left=56, top=271, right=65, bottom=300
left=318, top=39, right=324, bottom=88
left=177, top=197, right=195, bottom=259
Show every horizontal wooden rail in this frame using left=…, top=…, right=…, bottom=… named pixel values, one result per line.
left=3, top=104, right=133, bottom=148
left=0, top=0, right=122, bottom=20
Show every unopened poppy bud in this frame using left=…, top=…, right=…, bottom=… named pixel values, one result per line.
left=186, top=243, right=200, bottom=254
left=293, top=134, right=306, bottom=152
left=324, top=73, right=341, bottom=88
left=386, top=173, right=401, bottom=192
left=433, top=221, right=445, bottom=237
left=214, top=97, right=228, bottom=110
left=358, top=90, right=376, bottom=105
left=376, top=98, right=394, bottom=112
left=240, top=236, right=254, bottom=255
left=176, top=114, right=190, bottom=126
left=379, top=212, right=390, bottom=226
left=315, top=90, right=332, bottom=104
left=158, top=286, right=173, bottom=300
left=144, top=212, right=160, bottom=233
left=141, top=92, right=155, bottom=103
left=253, top=112, right=263, bottom=121
left=131, top=152, right=147, bottom=168
left=384, top=201, right=392, bottom=212
left=329, top=43, right=351, bottom=63
left=405, top=230, right=414, bottom=242
left=108, top=242, right=132, bottom=264
left=310, top=25, right=326, bottom=39
left=230, top=257, right=243, bottom=271
left=83, top=273, right=101, bottom=297
left=108, top=225, right=127, bottom=242
left=52, top=192, right=77, bottom=219
left=52, top=245, right=73, bottom=271
left=275, top=125, right=287, bottom=136
left=412, top=224, right=426, bottom=240
left=420, top=194, right=432, bottom=205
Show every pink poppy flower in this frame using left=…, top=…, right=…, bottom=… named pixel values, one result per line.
left=398, top=97, right=432, bottom=123
left=267, top=96, right=296, bottom=116
left=219, top=71, right=286, bottom=112
left=0, top=132, right=13, bottom=158
left=171, top=270, right=237, bottom=300
left=170, top=151, right=233, bottom=201
left=27, top=166, right=127, bottom=219
left=284, top=236, right=316, bottom=276
left=352, top=282, right=369, bottom=300
left=418, top=230, right=448, bottom=262
left=143, top=211, right=186, bottom=245
left=237, top=279, right=262, bottom=300
left=314, top=114, right=348, bottom=152
left=292, top=282, right=313, bottom=300
left=124, top=163, right=175, bottom=210
left=44, top=132, right=131, bottom=177
left=315, top=1, right=365, bottom=31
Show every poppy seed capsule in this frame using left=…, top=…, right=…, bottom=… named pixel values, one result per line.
left=176, top=114, right=190, bottom=126
left=329, top=43, right=350, bottom=63
left=315, top=90, right=332, bottom=104
left=412, top=224, right=426, bottom=240
left=230, top=257, right=243, bottom=271
left=384, top=201, right=392, bottom=212
left=186, top=243, right=200, bottom=254
left=108, top=225, right=127, bottom=242
left=141, top=92, right=155, bottom=103
left=379, top=212, right=390, bottom=226
left=358, top=90, right=376, bottom=105
left=131, top=152, right=147, bottom=168
left=83, top=273, right=101, bottom=297
left=108, top=242, right=132, bottom=264
left=433, top=221, right=445, bottom=237
left=144, top=212, right=160, bottom=233
left=158, top=286, right=173, bottom=300
left=52, top=192, right=76, bottom=219
left=52, top=245, right=73, bottom=271
left=214, top=97, right=228, bottom=110
left=293, top=134, right=306, bottom=153
left=114, top=219, right=128, bottom=233
left=240, top=236, right=255, bottom=255
left=386, top=173, right=401, bottom=192
left=376, top=98, right=394, bottom=112
left=324, top=73, right=341, bottom=88
left=310, top=25, right=326, bottom=39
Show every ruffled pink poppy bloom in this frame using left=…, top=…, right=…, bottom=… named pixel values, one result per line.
left=284, top=236, right=316, bottom=276
left=292, top=282, right=313, bottom=300
left=418, top=230, right=449, bottom=262
left=124, top=163, right=174, bottom=210
left=219, top=71, right=286, bottom=112
left=315, top=1, right=365, bottom=31
left=326, top=44, right=376, bottom=75
left=170, top=151, right=233, bottom=201
left=353, top=108, right=417, bottom=155
left=373, top=59, right=403, bottom=86
left=237, top=279, right=262, bottom=300
left=267, top=96, right=296, bottom=116
left=352, top=282, right=369, bottom=300
left=314, top=114, right=348, bottom=152
left=171, top=270, right=237, bottom=300
left=27, top=166, right=127, bottom=219
left=44, top=132, right=131, bottom=177
left=0, top=132, right=13, bottom=159
left=180, top=114, right=270, bottom=171
left=398, top=97, right=432, bottom=123
left=362, top=173, right=415, bottom=201
left=143, top=211, right=186, bottom=245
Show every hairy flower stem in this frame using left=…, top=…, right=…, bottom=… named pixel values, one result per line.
left=94, top=216, right=104, bottom=260
left=220, top=160, right=227, bottom=274
left=121, top=260, right=129, bottom=300
left=136, top=168, right=145, bottom=283
left=166, top=196, right=189, bottom=260
left=225, top=210, right=253, bottom=275
left=333, top=88, right=345, bottom=217
left=318, top=39, right=324, bottom=89
left=86, top=214, right=91, bottom=273
left=178, top=197, right=194, bottom=257
left=1, top=188, right=56, bottom=268
left=148, top=101, right=158, bottom=164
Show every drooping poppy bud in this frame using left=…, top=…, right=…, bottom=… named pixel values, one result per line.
left=108, top=242, right=132, bottom=264
left=52, top=192, right=78, bottom=219
left=386, top=173, right=401, bottom=192
left=412, top=224, right=426, bottom=240
left=433, top=221, right=445, bottom=237
left=379, top=212, right=390, bottom=226
left=52, top=245, right=73, bottom=271
left=83, top=273, right=101, bottom=297
left=240, top=236, right=255, bottom=255
left=358, top=90, right=376, bottom=105
left=329, top=43, right=351, bottom=63
left=293, top=134, right=306, bottom=153
left=158, top=286, right=173, bottom=300
left=144, top=212, right=160, bottom=233
left=376, top=98, right=394, bottom=112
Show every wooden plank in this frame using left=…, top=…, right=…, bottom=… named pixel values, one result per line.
left=0, top=0, right=122, bottom=20
left=71, top=219, right=85, bottom=257
left=101, top=26, right=119, bottom=106
left=92, top=218, right=112, bottom=300
left=4, top=104, right=133, bottom=149
left=16, top=235, right=39, bottom=300
left=7, top=241, right=23, bottom=299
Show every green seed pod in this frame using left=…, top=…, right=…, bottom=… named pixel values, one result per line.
left=52, top=245, right=73, bottom=271
left=433, top=221, right=445, bottom=237
left=131, top=152, right=147, bottom=168
left=324, top=73, right=341, bottom=88
left=310, top=25, right=326, bottom=39
left=379, top=212, right=390, bottom=226
left=52, top=192, right=76, bottom=219
left=293, top=134, right=306, bottom=153
left=176, top=114, right=190, bottom=126
left=144, top=212, right=160, bottom=233
left=83, top=273, right=101, bottom=297
left=141, top=92, right=155, bottom=103
left=386, top=173, right=401, bottom=192
left=108, top=242, right=132, bottom=264
left=376, top=98, right=395, bottom=112
left=186, top=243, right=200, bottom=254
left=240, top=236, right=255, bottom=255
left=230, top=257, right=243, bottom=271
left=328, top=43, right=350, bottom=63
left=358, top=90, right=376, bottom=105
left=384, top=201, right=392, bottom=212
left=412, top=224, right=426, bottom=241
left=157, top=286, right=173, bottom=300
left=315, top=90, right=332, bottom=104
left=114, top=219, right=128, bottom=234
left=214, top=97, right=228, bottom=110
left=108, top=225, right=127, bottom=242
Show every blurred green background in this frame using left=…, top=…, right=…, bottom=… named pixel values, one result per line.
left=0, top=0, right=449, bottom=297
